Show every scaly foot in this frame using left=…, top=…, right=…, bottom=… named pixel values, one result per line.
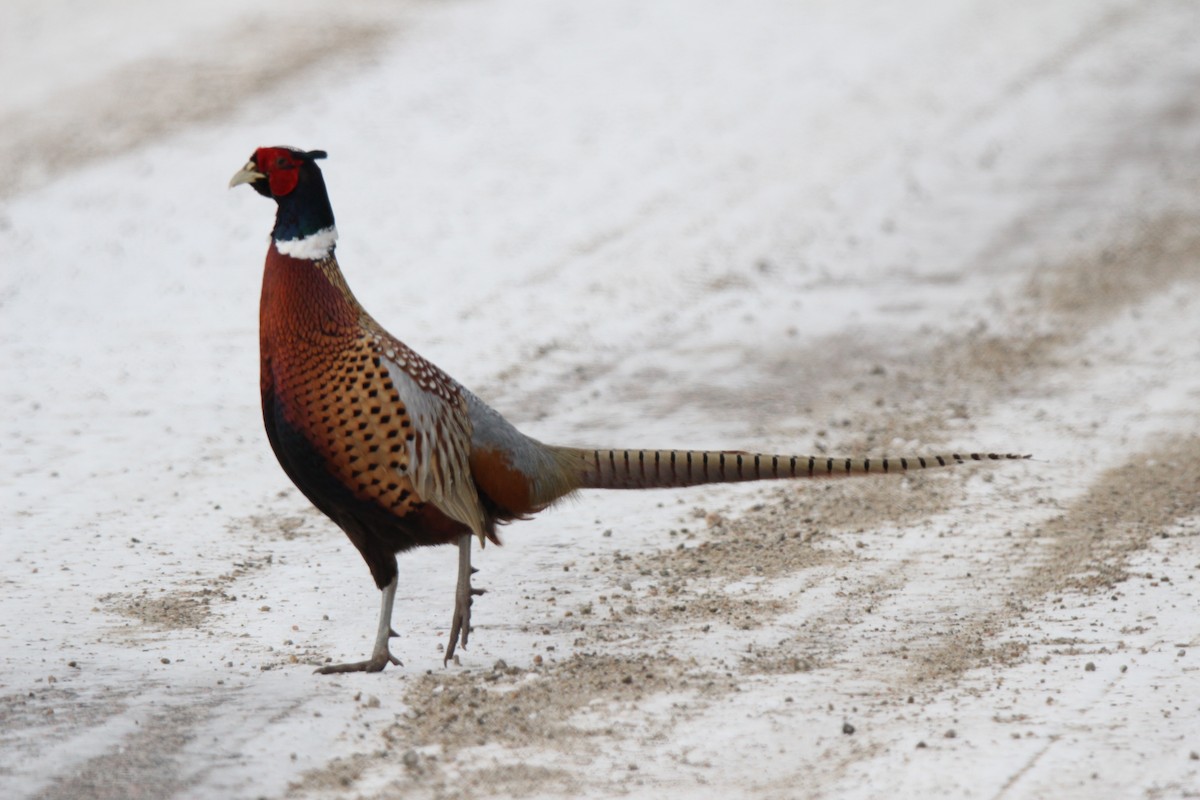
left=314, top=572, right=401, bottom=675
left=444, top=534, right=485, bottom=665
left=315, top=648, right=401, bottom=674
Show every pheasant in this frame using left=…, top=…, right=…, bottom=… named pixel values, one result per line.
left=231, top=146, right=1027, bottom=674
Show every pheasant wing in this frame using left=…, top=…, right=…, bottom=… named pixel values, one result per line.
left=374, top=338, right=488, bottom=541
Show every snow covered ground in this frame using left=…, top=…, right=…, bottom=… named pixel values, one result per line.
left=3, top=0, right=1200, bottom=797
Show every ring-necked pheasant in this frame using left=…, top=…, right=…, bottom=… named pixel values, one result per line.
left=231, top=146, right=1028, bottom=674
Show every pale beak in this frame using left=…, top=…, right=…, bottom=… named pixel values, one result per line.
left=229, top=161, right=265, bottom=188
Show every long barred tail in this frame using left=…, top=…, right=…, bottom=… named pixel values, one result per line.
left=560, top=447, right=1031, bottom=490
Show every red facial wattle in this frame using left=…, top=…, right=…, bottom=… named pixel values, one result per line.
left=255, top=147, right=301, bottom=197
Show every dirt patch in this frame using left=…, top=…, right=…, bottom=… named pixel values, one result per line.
left=394, top=653, right=733, bottom=750
left=286, top=654, right=738, bottom=799
left=294, top=756, right=578, bottom=800
left=740, top=644, right=820, bottom=676
left=289, top=754, right=375, bottom=798
left=1025, top=214, right=1200, bottom=320
left=602, top=478, right=950, bottom=622
left=245, top=512, right=323, bottom=541
left=1022, top=435, right=1200, bottom=595
left=415, top=763, right=578, bottom=799
left=97, top=588, right=221, bottom=630
left=578, top=585, right=788, bottom=637
left=98, top=552, right=272, bottom=631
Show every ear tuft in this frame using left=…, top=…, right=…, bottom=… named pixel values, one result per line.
left=305, top=150, right=328, bottom=161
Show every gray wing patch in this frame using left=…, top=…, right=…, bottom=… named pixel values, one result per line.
left=380, top=349, right=487, bottom=542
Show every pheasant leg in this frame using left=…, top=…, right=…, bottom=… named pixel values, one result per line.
left=444, top=533, right=485, bottom=665
left=316, top=573, right=401, bottom=674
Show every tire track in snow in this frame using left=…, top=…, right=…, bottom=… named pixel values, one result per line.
left=889, top=211, right=1200, bottom=687
left=909, top=435, right=1200, bottom=687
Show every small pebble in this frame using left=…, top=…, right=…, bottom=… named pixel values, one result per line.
left=1084, top=662, right=1096, bottom=672
left=944, top=729, right=957, bottom=739
left=161, top=658, right=171, bottom=665
left=402, top=750, right=419, bottom=768
left=842, top=722, right=855, bottom=735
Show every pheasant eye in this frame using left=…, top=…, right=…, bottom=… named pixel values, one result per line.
left=275, top=157, right=290, bottom=168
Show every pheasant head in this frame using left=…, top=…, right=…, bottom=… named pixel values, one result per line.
left=230, top=146, right=337, bottom=260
